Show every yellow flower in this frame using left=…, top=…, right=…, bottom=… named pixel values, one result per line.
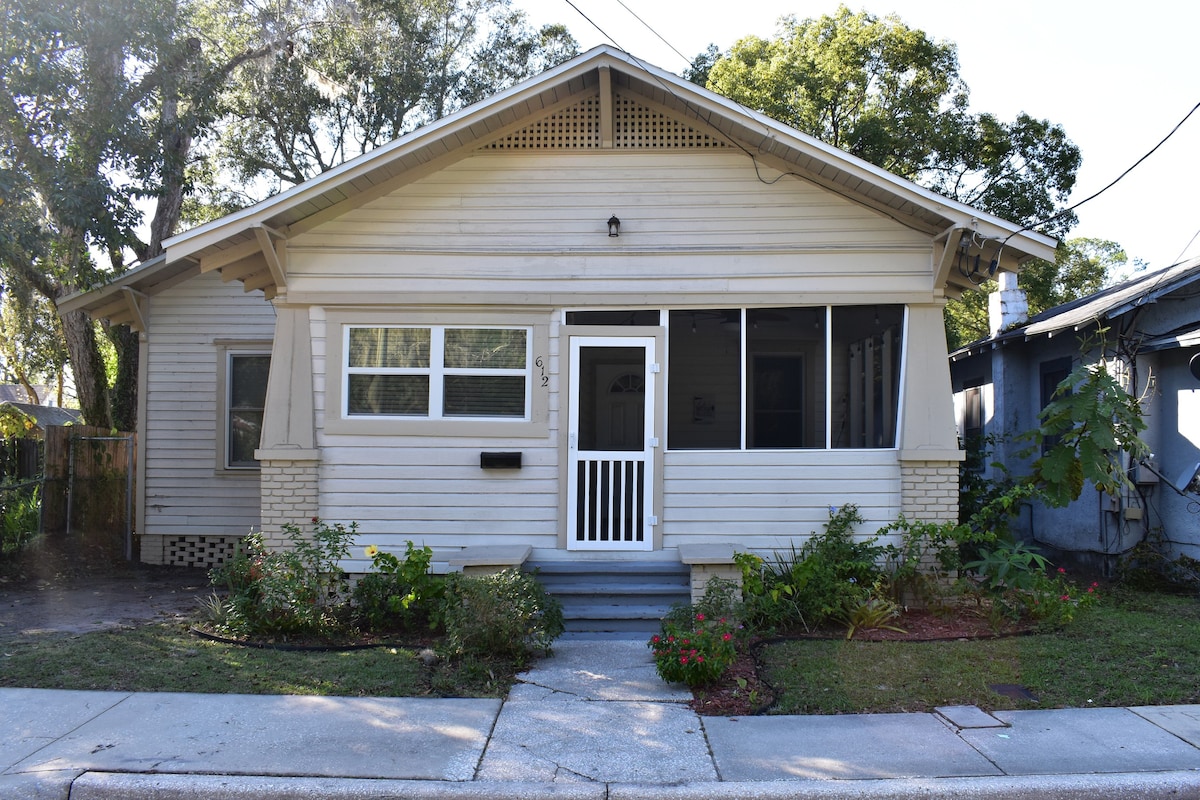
left=364, top=544, right=379, bottom=558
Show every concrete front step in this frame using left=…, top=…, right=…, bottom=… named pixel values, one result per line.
left=526, top=560, right=690, bottom=633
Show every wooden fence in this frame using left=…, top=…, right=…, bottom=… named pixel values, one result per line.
left=42, top=425, right=136, bottom=560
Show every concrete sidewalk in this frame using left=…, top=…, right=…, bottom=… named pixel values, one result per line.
left=4, top=639, right=1200, bottom=799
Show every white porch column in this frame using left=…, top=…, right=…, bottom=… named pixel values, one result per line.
left=898, top=303, right=964, bottom=524
left=254, top=302, right=319, bottom=548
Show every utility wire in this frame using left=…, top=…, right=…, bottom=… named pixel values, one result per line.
left=611, top=0, right=693, bottom=67
left=561, top=0, right=627, bottom=51
left=1002, top=98, right=1200, bottom=246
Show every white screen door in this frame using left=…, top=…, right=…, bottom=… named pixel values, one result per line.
left=567, top=336, right=656, bottom=550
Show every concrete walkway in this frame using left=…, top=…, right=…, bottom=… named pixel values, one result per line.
left=4, top=638, right=1200, bottom=799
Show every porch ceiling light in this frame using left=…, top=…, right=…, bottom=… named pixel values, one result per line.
left=607, top=215, right=621, bottom=237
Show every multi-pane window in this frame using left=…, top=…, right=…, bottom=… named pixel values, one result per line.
left=227, top=353, right=270, bottom=468
left=345, top=326, right=530, bottom=419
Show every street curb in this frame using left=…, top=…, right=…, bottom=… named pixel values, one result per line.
left=67, top=770, right=1200, bottom=800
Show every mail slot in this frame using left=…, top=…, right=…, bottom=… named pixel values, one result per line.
left=480, top=451, right=522, bottom=469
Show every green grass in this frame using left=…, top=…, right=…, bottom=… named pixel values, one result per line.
left=0, top=622, right=515, bottom=698
left=760, top=589, right=1200, bottom=714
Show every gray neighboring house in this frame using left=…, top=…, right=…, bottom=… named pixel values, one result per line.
left=950, top=257, right=1200, bottom=570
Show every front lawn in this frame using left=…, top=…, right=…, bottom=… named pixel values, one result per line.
left=758, top=588, right=1200, bottom=714
left=0, top=622, right=514, bottom=697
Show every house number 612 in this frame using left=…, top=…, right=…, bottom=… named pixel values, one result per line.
left=535, top=356, right=548, bottom=387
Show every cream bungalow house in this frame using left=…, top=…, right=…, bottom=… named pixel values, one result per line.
left=62, top=46, right=1056, bottom=581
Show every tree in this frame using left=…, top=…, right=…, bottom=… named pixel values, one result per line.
left=703, top=6, right=1080, bottom=237
left=944, top=238, right=1133, bottom=349
left=204, top=0, right=577, bottom=199
left=2, top=0, right=576, bottom=428
left=0, top=284, right=70, bottom=405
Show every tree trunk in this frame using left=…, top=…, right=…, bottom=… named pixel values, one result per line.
left=108, top=325, right=139, bottom=431
left=59, top=306, right=112, bottom=428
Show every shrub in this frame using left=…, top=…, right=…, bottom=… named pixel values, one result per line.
left=353, top=541, right=443, bottom=631
left=879, top=515, right=993, bottom=609
left=650, top=608, right=739, bottom=688
left=208, top=518, right=353, bottom=638
left=1, top=482, right=40, bottom=557
left=440, top=569, right=563, bottom=665
left=737, top=505, right=888, bottom=632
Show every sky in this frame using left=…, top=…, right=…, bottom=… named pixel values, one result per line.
left=514, top=0, right=1200, bottom=273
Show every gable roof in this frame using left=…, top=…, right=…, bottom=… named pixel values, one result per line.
left=952, top=255, right=1200, bottom=359
left=62, top=46, right=1057, bottom=328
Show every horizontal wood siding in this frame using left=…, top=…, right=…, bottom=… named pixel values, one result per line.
left=311, top=312, right=561, bottom=555
left=144, top=273, right=275, bottom=537
left=660, top=450, right=902, bottom=553
left=288, top=151, right=933, bottom=302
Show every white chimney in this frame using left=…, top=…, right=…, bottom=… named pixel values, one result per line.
left=988, top=270, right=1028, bottom=337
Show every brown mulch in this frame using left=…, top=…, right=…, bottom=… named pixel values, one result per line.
left=689, top=608, right=1035, bottom=717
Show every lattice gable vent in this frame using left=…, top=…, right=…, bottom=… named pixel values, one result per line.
left=480, top=91, right=728, bottom=150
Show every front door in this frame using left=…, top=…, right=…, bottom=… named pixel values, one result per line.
left=567, top=336, right=656, bottom=550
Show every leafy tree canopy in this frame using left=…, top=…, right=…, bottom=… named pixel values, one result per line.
left=1, top=0, right=577, bottom=426
left=699, top=5, right=1080, bottom=237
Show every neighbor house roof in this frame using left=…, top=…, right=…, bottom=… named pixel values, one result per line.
left=0, top=401, right=83, bottom=431
left=951, top=255, right=1200, bottom=359
left=61, top=46, right=1058, bottom=328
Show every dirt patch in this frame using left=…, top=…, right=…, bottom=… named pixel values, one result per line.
left=0, top=542, right=213, bottom=641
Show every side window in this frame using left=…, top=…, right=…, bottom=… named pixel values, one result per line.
left=1039, top=356, right=1073, bottom=451
left=226, top=353, right=271, bottom=469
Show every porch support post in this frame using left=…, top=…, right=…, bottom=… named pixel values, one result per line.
left=898, top=302, right=964, bottom=524
left=255, top=302, right=320, bottom=549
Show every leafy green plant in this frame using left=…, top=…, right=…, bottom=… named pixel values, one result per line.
left=738, top=505, right=888, bottom=632
left=208, top=518, right=354, bottom=638
left=1, top=482, right=40, bottom=556
left=842, top=580, right=906, bottom=639
left=440, top=569, right=563, bottom=665
left=353, top=541, right=442, bottom=630
left=650, top=608, right=739, bottom=688
left=964, top=540, right=1050, bottom=593
left=878, top=515, right=992, bottom=609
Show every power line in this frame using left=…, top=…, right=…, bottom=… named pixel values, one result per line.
left=561, top=0, right=627, bottom=52
left=611, top=0, right=692, bottom=67
left=1002, top=98, right=1200, bottom=246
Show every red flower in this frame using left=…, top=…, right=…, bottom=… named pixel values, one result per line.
left=1087, top=587, right=1095, bottom=593
left=695, top=613, right=705, bottom=621
left=697, top=655, right=705, bottom=663
left=1060, top=595, right=1070, bottom=601
left=1057, top=567, right=1066, bottom=574
left=722, top=633, right=732, bottom=641
left=312, top=516, right=319, bottom=524
left=651, top=635, right=660, bottom=644
left=680, top=656, right=689, bottom=664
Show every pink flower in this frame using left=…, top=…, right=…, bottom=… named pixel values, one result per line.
left=680, top=656, right=689, bottom=664
left=1060, top=595, right=1070, bottom=601
left=722, top=633, right=732, bottom=641
left=697, top=655, right=705, bottom=663
left=1057, top=567, right=1066, bottom=574
left=696, top=613, right=706, bottom=621
left=1087, top=587, right=1095, bottom=593
left=651, top=635, right=660, bottom=644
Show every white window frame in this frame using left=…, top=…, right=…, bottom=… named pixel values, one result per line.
left=342, top=325, right=533, bottom=421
